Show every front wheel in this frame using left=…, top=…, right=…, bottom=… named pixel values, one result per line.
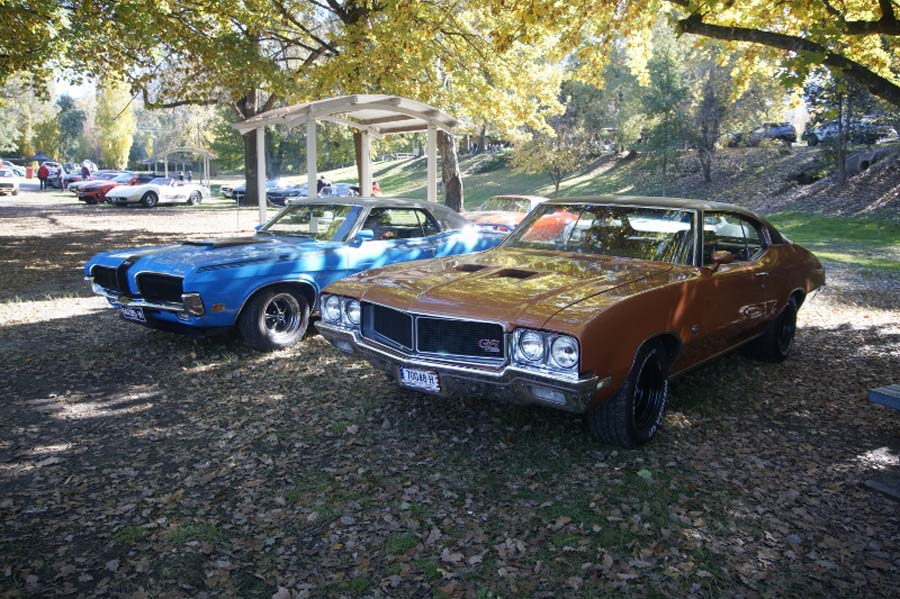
left=187, top=191, right=202, bottom=205
left=746, top=297, right=798, bottom=362
left=588, top=341, right=669, bottom=448
left=141, top=191, right=159, bottom=208
left=238, top=288, right=309, bottom=351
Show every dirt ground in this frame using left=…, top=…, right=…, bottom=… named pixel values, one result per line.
left=1, top=189, right=898, bottom=598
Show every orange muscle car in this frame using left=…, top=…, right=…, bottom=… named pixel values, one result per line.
left=462, top=194, right=547, bottom=233
left=316, top=196, right=825, bottom=448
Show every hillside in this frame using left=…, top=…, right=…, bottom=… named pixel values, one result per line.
left=362, top=144, right=900, bottom=218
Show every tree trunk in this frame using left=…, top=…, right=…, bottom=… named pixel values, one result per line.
left=437, top=130, right=463, bottom=211
left=242, top=130, right=260, bottom=206
left=476, top=125, right=486, bottom=154
left=699, top=148, right=712, bottom=182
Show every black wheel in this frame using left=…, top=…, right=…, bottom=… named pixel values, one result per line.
left=808, top=136, right=819, bottom=146
left=588, top=341, right=669, bottom=448
left=238, top=288, right=309, bottom=351
left=746, top=297, right=798, bottom=362
left=187, top=191, right=202, bottom=205
left=12, top=189, right=18, bottom=196
left=141, top=191, right=159, bottom=208
left=85, top=198, right=97, bottom=205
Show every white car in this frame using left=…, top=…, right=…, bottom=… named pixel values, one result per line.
left=1, top=161, right=25, bottom=177
left=0, top=169, right=20, bottom=196
left=105, top=177, right=210, bottom=208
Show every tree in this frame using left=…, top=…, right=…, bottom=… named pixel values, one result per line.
left=57, top=95, right=85, bottom=160
left=95, top=79, right=135, bottom=169
left=511, top=127, right=587, bottom=194
left=640, top=38, right=689, bottom=196
left=691, top=56, right=727, bottom=183
left=32, top=115, right=62, bottom=157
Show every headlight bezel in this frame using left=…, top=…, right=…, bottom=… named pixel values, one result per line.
left=342, top=298, right=361, bottom=326
left=321, top=294, right=361, bottom=329
left=321, top=294, right=342, bottom=323
left=512, top=328, right=580, bottom=374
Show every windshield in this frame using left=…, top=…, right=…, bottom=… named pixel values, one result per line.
left=262, top=203, right=362, bottom=242
left=480, top=197, right=532, bottom=212
left=505, top=204, right=696, bottom=264
left=150, top=177, right=172, bottom=185
left=0, top=170, right=14, bottom=178
left=112, top=174, right=132, bottom=183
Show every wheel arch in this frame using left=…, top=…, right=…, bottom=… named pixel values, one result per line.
left=237, top=279, right=319, bottom=320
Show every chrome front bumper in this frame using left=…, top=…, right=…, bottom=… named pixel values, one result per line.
left=85, top=277, right=203, bottom=315
left=316, top=322, right=608, bottom=413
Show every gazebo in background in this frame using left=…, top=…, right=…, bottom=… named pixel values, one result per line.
left=144, top=146, right=216, bottom=187
left=235, top=95, right=458, bottom=224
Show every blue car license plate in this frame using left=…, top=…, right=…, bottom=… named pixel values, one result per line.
left=399, top=367, right=440, bottom=393
left=119, top=306, right=146, bottom=323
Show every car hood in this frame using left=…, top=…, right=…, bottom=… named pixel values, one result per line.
left=91, top=235, right=345, bottom=277
left=346, top=248, right=673, bottom=329
left=81, top=181, right=116, bottom=191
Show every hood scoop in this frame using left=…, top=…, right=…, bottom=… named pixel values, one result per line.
left=182, top=237, right=273, bottom=249
left=455, top=263, right=487, bottom=273
left=492, top=268, right=538, bottom=280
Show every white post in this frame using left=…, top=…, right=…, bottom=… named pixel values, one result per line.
left=255, top=127, right=266, bottom=224
left=307, top=119, right=317, bottom=198
left=426, top=126, right=437, bottom=203
left=359, top=130, right=371, bottom=197
left=164, top=157, right=168, bottom=178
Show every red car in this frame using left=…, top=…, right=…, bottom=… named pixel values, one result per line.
left=462, top=195, right=547, bottom=233
left=78, top=173, right=155, bottom=205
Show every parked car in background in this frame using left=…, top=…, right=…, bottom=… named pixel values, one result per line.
left=462, top=194, right=547, bottom=233
left=220, top=182, right=238, bottom=199
left=68, top=171, right=122, bottom=193
left=105, top=177, right=209, bottom=207
left=802, top=119, right=889, bottom=146
left=77, top=172, right=156, bottom=205
left=233, top=179, right=283, bottom=205
left=317, top=196, right=825, bottom=448
left=266, top=183, right=308, bottom=207
left=84, top=198, right=506, bottom=350
left=725, top=123, right=796, bottom=147
left=1, top=161, right=26, bottom=178
left=321, top=182, right=359, bottom=197
left=0, top=169, right=20, bottom=195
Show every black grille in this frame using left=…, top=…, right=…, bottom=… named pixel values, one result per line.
left=417, top=318, right=505, bottom=359
left=91, top=266, right=121, bottom=292
left=364, top=303, right=413, bottom=349
left=137, top=274, right=183, bottom=303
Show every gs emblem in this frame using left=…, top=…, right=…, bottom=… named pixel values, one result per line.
left=478, top=339, right=501, bottom=353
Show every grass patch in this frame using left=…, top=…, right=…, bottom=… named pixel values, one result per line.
left=345, top=576, right=371, bottom=596
left=168, top=522, right=226, bottom=544
left=113, top=525, right=149, bottom=545
left=385, top=531, right=419, bottom=554
left=415, top=559, right=442, bottom=581
left=768, top=211, right=900, bottom=272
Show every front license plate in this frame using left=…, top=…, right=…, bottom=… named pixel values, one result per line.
left=399, top=367, right=440, bottom=393
left=119, top=306, right=146, bottom=323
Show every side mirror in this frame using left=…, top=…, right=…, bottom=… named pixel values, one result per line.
left=349, top=229, right=374, bottom=247
left=254, top=224, right=264, bottom=232
left=709, top=250, right=734, bottom=272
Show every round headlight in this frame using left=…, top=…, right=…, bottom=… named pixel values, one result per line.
left=344, top=299, right=361, bottom=325
left=518, top=330, right=545, bottom=362
left=323, top=295, right=341, bottom=322
left=550, top=336, right=579, bottom=369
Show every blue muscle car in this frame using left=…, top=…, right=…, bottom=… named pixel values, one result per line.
left=84, top=198, right=505, bottom=350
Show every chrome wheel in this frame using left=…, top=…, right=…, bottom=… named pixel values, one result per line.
left=262, top=292, right=302, bottom=343
left=187, top=191, right=201, bottom=205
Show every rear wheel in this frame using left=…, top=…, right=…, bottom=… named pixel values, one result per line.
left=187, top=191, right=202, bottom=205
left=141, top=191, right=159, bottom=208
left=238, top=288, right=309, bottom=351
left=746, top=297, right=798, bottom=362
left=588, top=341, right=669, bottom=448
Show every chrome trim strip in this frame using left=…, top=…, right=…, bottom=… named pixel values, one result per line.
left=86, top=276, right=187, bottom=313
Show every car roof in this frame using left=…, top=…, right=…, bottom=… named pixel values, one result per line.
left=489, top=194, right=547, bottom=202
left=546, top=195, right=762, bottom=220
left=286, top=196, right=446, bottom=210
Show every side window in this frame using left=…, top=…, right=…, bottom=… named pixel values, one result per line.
left=703, top=213, right=765, bottom=264
left=363, top=208, right=438, bottom=240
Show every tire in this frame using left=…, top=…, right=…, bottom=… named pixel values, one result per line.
left=808, top=136, right=819, bottom=146
left=187, top=191, right=202, bottom=206
left=588, top=341, right=669, bottom=448
left=238, top=288, right=309, bottom=351
left=141, top=191, right=159, bottom=208
left=746, top=297, right=798, bottom=363
left=12, top=189, right=18, bottom=196
left=85, top=198, right=97, bottom=205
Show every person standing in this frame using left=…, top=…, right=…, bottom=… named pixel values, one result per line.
left=187, top=170, right=193, bottom=182
left=37, top=163, right=49, bottom=190
left=81, top=163, right=90, bottom=180
left=178, top=170, right=184, bottom=182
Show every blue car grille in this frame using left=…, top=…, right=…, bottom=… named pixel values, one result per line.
left=417, top=317, right=505, bottom=360
left=91, top=266, right=121, bottom=292
left=136, top=274, right=183, bottom=304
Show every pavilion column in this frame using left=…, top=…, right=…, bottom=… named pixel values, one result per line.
left=255, top=127, right=266, bottom=223
left=359, top=130, right=371, bottom=197
left=426, top=126, right=437, bottom=203
left=164, top=159, right=168, bottom=178
left=307, top=119, right=317, bottom=198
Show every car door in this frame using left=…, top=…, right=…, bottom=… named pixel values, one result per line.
left=349, top=207, right=438, bottom=270
left=696, top=212, right=776, bottom=356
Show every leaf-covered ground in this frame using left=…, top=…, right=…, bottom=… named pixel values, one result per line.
left=1, top=193, right=899, bottom=598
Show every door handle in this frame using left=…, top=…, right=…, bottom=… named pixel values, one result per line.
left=755, top=272, right=769, bottom=278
